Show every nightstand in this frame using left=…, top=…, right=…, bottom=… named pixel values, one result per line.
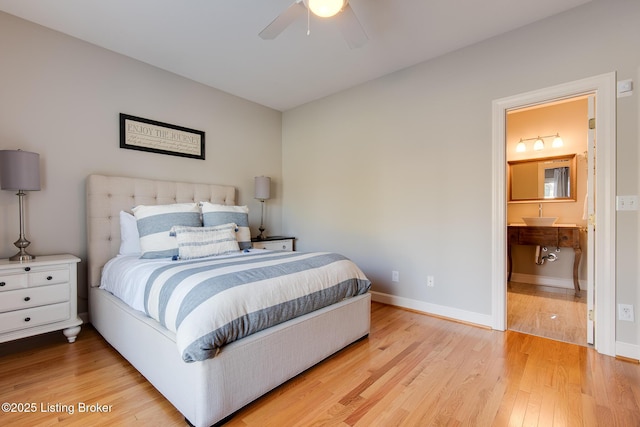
left=251, top=236, right=295, bottom=251
left=0, top=254, right=82, bottom=344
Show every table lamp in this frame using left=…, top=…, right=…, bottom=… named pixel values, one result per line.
left=0, top=150, right=41, bottom=261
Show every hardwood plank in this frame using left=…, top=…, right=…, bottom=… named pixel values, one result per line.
left=2, top=303, right=640, bottom=426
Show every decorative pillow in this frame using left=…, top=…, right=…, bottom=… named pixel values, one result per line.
left=119, top=211, right=141, bottom=256
left=132, top=203, right=201, bottom=259
left=170, top=223, right=240, bottom=260
left=200, top=202, right=251, bottom=250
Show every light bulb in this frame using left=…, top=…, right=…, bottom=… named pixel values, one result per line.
left=533, top=138, right=544, bottom=151
left=307, top=0, right=345, bottom=18
left=516, top=140, right=526, bottom=153
left=552, top=134, right=563, bottom=148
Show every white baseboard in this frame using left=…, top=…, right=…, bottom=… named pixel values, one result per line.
left=510, top=272, right=586, bottom=291
left=616, top=341, right=640, bottom=361
left=370, top=291, right=493, bottom=328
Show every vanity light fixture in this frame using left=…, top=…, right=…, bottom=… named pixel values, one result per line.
left=516, top=133, right=563, bottom=153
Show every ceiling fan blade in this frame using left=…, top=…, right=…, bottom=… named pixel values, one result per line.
left=334, top=4, right=368, bottom=49
left=259, top=1, right=306, bottom=40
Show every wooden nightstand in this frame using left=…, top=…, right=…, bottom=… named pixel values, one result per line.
left=251, top=236, right=295, bottom=251
left=0, top=254, right=82, bottom=344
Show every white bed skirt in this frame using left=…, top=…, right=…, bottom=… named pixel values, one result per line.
left=89, top=287, right=371, bottom=426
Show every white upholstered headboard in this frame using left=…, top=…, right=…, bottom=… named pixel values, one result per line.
left=86, top=174, right=236, bottom=288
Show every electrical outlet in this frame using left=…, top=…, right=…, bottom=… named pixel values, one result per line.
left=619, top=304, right=635, bottom=322
left=427, top=276, right=434, bottom=287
left=392, top=271, right=399, bottom=283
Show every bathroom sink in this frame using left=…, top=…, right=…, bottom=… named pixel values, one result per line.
left=522, top=217, right=558, bottom=226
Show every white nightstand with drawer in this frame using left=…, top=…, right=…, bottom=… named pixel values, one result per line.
left=251, top=236, right=295, bottom=251
left=0, top=254, right=82, bottom=344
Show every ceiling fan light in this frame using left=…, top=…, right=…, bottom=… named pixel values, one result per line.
left=307, top=0, right=345, bottom=18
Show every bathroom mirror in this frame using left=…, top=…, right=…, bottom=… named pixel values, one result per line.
left=508, top=154, right=577, bottom=202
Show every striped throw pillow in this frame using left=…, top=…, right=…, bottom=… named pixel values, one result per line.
left=170, top=223, right=240, bottom=260
left=200, top=202, right=251, bottom=250
left=132, top=203, right=201, bottom=259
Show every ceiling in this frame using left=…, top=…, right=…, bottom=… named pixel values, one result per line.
left=0, top=0, right=592, bottom=111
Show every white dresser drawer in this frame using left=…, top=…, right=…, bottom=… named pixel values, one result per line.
left=252, top=239, right=294, bottom=251
left=0, top=302, right=71, bottom=334
left=0, top=273, right=27, bottom=292
left=0, top=265, right=69, bottom=290
left=0, top=283, right=70, bottom=313
left=28, top=266, right=70, bottom=287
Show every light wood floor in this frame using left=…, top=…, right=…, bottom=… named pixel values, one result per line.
left=2, top=302, right=640, bottom=426
left=508, top=282, right=588, bottom=347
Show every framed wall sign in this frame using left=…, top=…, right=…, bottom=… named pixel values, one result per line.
left=119, top=113, right=205, bottom=160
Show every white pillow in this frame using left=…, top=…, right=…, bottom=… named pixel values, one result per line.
left=170, top=223, right=240, bottom=260
left=200, top=202, right=251, bottom=250
left=132, top=203, right=201, bottom=259
left=119, top=211, right=141, bottom=255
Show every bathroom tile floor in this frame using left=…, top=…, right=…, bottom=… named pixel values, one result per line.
left=507, top=281, right=588, bottom=347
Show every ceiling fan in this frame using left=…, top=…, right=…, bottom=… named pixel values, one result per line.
left=259, top=0, right=368, bottom=49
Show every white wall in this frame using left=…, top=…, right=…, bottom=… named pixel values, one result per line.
left=0, top=12, right=283, bottom=311
left=282, top=0, right=640, bottom=344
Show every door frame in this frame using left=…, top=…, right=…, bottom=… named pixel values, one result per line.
left=491, top=72, right=617, bottom=356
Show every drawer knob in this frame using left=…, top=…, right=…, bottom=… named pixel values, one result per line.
left=24, top=296, right=31, bottom=302
left=0, top=282, right=5, bottom=287
left=24, top=317, right=31, bottom=322
left=24, top=267, right=31, bottom=272
left=47, top=276, right=53, bottom=281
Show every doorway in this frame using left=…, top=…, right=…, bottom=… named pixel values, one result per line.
left=505, top=96, right=590, bottom=347
left=491, top=73, right=617, bottom=357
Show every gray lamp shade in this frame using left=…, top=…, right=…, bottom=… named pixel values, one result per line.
left=254, top=176, right=271, bottom=200
left=0, top=150, right=41, bottom=191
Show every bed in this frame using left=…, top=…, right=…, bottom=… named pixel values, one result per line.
left=86, top=174, right=371, bottom=426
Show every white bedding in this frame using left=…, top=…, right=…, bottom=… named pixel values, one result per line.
left=100, top=249, right=371, bottom=362
left=100, top=250, right=251, bottom=312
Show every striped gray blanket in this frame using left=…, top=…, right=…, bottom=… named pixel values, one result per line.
left=143, top=250, right=371, bottom=362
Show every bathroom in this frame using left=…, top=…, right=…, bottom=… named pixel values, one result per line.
left=505, top=95, right=590, bottom=346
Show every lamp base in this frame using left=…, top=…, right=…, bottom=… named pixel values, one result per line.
left=10, top=250, right=35, bottom=262
left=256, top=226, right=267, bottom=240
left=9, top=190, right=36, bottom=262
left=10, top=235, right=35, bottom=262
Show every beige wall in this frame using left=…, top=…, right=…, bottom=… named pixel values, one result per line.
left=282, top=0, right=640, bottom=344
left=0, top=12, right=283, bottom=311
